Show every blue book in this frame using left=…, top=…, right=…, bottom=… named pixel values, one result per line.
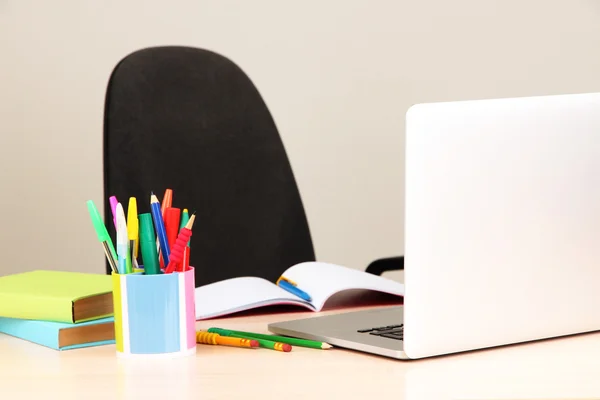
left=0, top=316, right=115, bottom=350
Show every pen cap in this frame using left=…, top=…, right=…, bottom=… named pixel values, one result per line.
left=127, top=197, right=138, bottom=240
left=139, top=213, right=156, bottom=242
left=179, top=209, right=189, bottom=230
left=161, top=189, right=173, bottom=215
left=164, top=207, right=181, bottom=246
left=138, top=212, right=160, bottom=275
left=87, top=200, right=111, bottom=242
left=116, top=203, right=128, bottom=240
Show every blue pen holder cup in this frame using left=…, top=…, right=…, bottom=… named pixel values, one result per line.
left=111, top=266, right=196, bottom=358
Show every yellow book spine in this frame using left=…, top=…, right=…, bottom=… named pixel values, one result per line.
left=112, top=273, right=124, bottom=352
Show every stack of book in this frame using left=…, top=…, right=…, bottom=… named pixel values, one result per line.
left=0, top=270, right=115, bottom=350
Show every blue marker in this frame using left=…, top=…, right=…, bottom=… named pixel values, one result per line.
left=278, top=279, right=312, bottom=302
left=150, top=193, right=170, bottom=266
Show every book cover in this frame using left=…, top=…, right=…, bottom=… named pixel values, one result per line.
left=0, top=316, right=115, bottom=350
left=0, top=270, right=113, bottom=323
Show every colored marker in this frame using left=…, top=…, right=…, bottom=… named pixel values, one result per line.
left=138, top=213, right=160, bottom=275
left=109, top=196, right=119, bottom=229
left=127, top=197, right=139, bottom=269
left=86, top=200, right=117, bottom=273
left=164, top=207, right=181, bottom=251
left=150, top=193, right=170, bottom=267
left=160, top=188, right=173, bottom=216
left=115, top=203, right=131, bottom=274
left=179, top=209, right=190, bottom=243
left=157, top=188, right=173, bottom=268
left=179, top=209, right=191, bottom=271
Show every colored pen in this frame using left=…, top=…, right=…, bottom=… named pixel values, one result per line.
left=86, top=200, right=118, bottom=273
left=109, top=196, right=119, bottom=229
left=150, top=193, right=170, bottom=267
left=161, top=188, right=173, bottom=216
left=277, top=279, right=312, bottom=302
left=157, top=188, right=173, bottom=268
left=138, top=213, right=160, bottom=275
left=115, top=203, right=131, bottom=274
left=127, top=197, right=139, bottom=269
left=207, top=328, right=332, bottom=349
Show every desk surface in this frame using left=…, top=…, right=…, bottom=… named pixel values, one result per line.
left=3, top=304, right=600, bottom=399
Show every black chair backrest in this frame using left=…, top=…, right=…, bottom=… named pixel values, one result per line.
left=103, top=46, right=315, bottom=286
left=365, top=256, right=404, bottom=275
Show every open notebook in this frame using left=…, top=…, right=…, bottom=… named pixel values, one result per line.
left=194, top=261, right=404, bottom=320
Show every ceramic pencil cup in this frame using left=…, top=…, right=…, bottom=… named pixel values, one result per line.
left=111, top=266, right=196, bottom=358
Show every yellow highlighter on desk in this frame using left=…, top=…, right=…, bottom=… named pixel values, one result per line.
left=276, top=276, right=311, bottom=302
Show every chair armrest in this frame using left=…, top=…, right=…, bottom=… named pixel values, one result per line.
left=365, top=256, right=404, bottom=275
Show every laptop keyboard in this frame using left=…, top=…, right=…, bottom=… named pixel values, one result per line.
left=357, top=324, right=403, bottom=341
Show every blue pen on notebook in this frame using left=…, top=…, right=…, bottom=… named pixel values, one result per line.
left=277, top=277, right=312, bottom=302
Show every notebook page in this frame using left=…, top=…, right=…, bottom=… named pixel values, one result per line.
left=281, top=262, right=405, bottom=311
left=194, top=276, right=314, bottom=319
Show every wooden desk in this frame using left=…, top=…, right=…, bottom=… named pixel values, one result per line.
left=3, top=305, right=600, bottom=399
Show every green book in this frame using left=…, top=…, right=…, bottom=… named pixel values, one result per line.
left=0, top=270, right=113, bottom=323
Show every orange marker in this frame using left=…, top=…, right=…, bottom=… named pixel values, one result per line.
left=196, top=331, right=259, bottom=348
left=160, top=189, right=173, bottom=216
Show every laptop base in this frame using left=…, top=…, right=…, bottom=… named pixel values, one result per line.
left=268, top=306, right=408, bottom=360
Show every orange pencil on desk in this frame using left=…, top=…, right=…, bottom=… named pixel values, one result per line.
left=196, top=331, right=259, bottom=348
left=208, top=328, right=292, bottom=352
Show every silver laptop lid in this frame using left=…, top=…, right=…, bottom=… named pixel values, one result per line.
left=403, top=92, right=600, bottom=358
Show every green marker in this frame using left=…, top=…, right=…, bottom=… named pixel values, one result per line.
left=139, top=213, right=161, bottom=275
left=179, top=208, right=190, bottom=246
left=86, top=200, right=118, bottom=273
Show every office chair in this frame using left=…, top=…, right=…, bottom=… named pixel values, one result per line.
left=103, top=46, right=316, bottom=286
left=365, top=256, right=404, bottom=275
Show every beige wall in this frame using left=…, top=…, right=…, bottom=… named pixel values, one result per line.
left=1, top=0, right=600, bottom=279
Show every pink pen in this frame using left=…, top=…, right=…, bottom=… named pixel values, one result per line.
left=109, top=196, right=119, bottom=229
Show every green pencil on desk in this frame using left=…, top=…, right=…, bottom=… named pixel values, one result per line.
left=208, top=328, right=332, bottom=350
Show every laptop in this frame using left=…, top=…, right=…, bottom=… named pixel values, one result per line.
left=269, top=92, right=600, bottom=360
